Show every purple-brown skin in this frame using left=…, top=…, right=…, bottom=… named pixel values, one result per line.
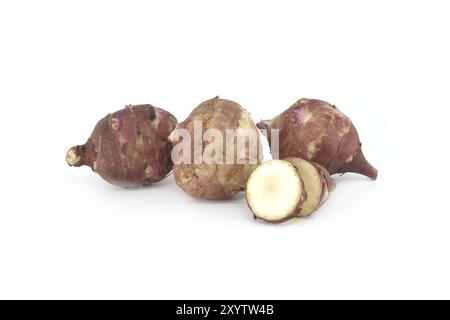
left=65, top=104, right=178, bottom=187
left=257, top=98, right=378, bottom=180
left=169, top=97, right=263, bottom=200
left=314, top=162, right=336, bottom=206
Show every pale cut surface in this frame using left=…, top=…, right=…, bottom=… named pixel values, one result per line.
left=285, top=157, right=323, bottom=217
left=246, top=160, right=303, bottom=223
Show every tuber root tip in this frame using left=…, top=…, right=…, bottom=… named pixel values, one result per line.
left=357, top=153, right=378, bottom=181
left=367, top=166, right=378, bottom=181
left=342, top=149, right=378, bottom=180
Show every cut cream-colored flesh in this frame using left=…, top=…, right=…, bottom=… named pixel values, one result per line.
left=246, top=160, right=303, bottom=222
left=285, top=157, right=324, bottom=217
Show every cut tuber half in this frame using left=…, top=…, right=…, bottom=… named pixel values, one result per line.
left=285, top=157, right=336, bottom=217
left=246, top=160, right=306, bottom=223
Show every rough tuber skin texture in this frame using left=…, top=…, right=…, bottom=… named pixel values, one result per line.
left=66, top=104, right=177, bottom=187
left=169, top=97, right=262, bottom=200
left=257, top=98, right=378, bottom=180
left=284, top=157, right=336, bottom=217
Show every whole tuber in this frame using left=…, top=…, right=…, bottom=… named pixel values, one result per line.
left=257, top=98, right=378, bottom=180
left=169, top=97, right=262, bottom=200
left=66, top=104, right=177, bottom=187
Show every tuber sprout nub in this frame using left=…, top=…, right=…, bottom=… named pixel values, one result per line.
left=65, top=146, right=83, bottom=167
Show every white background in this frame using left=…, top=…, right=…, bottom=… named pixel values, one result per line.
left=0, top=0, right=449, bottom=299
